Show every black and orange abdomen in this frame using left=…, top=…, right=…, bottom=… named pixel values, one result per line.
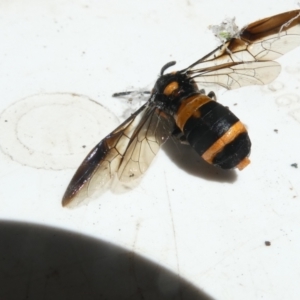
left=175, top=94, right=251, bottom=170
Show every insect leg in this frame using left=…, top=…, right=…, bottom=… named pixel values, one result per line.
left=207, top=91, right=217, bottom=101
left=197, top=90, right=216, bottom=100
left=172, top=127, right=189, bottom=145
left=112, top=91, right=151, bottom=97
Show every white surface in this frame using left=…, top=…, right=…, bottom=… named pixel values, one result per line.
left=1, top=1, right=300, bottom=299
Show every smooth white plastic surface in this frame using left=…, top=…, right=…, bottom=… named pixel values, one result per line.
left=1, top=1, right=300, bottom=299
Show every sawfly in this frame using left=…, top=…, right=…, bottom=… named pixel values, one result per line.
left=62, top=10, right=300, bottom=207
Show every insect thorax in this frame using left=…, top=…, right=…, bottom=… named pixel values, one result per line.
left=153, top=72, right=200, bottom=115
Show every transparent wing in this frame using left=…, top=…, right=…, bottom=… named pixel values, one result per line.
left=62, top=102, right=172, bottom=207
left=117, top=108, right=171, bottom=182
left=185, top=10, right=300, bottom=89
left=190, top=61, right=281, bottom=89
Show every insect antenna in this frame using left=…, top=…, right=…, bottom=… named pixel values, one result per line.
left=160, top=61, right=176, bottom=75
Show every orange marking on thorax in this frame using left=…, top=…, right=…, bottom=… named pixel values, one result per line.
left=163, top=81, right=179, bottom=96
left=202, top=121, right=247, bottom=164
left=175, top=94, right=212, bottom=131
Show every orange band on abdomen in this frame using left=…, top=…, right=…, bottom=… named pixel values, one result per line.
left=202, top=121, right=247, bottom=163
left=175, top=94, right=212, bottom=131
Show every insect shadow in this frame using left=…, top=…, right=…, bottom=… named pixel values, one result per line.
left=162, top=136, right=237, bottom=183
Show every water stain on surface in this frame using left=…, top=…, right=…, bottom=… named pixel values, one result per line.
left=0, top=93, right=118, bottom=170
left=275, top=93, right=300, bottom=123
left=275, top=93, right=300, bottom=108
left=267, top=81, right=284, bottom=92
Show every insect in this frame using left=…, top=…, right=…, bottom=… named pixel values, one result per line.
left=62, top=10, right=300, bottom=207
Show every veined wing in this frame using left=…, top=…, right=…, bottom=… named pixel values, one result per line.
left=184, top=10, right=300, bottom=89
left=189, top=60, right=281, bottom=89
left=117, top=108, right=172, bottom=182
left=62, top=102, right=172, bottom=208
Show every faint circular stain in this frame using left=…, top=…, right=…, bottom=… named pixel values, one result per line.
left=267, top=81, right=284, bottom=92
left=275, top=93, right=300, bottom=108
left=0, top=93, right=119, bottom=169
left=289, top=108, right=300, bottom=123
left=285, top=65, right=300, bottom=74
